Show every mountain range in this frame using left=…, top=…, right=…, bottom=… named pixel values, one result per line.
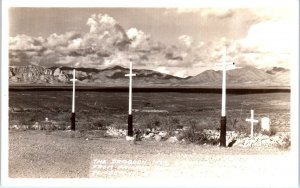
left=8, top=65, right=290, bottom=88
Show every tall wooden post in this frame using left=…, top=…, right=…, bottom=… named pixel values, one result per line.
left=70, top=69, right=77, bottom=131
left=125, top=61, right=136, bottom=136
left=215, top=48, right=235, bottom=147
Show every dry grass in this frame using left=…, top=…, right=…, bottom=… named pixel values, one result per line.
left=9, top=91, right=290, bottom=136
left=9, top=130, right=288, bottom=179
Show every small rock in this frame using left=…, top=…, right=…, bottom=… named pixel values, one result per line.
left=11, top=125, right=19, bottom=130
left=182, top=126, right=189, bottom=131
left=126, top=136, right=135, bottom=141
left=33, top=122, right=41, bottom=130
left=154, top=135, right=162, bottom=142
left=167, top=136, right=178, bottom=143
left=143, top=134, right=152, bottom=140
left=175, top=132, right=185, bottom=141
left=158, top=131, right=168, bottom=138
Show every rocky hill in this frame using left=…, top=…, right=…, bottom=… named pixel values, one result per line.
left=9, top=65, right=185, bottom=86
left=185, top=66, right=290, bottom=87
left=9, top=65, right=68, bottom=84
left=8, top=65, right=290, bottom=87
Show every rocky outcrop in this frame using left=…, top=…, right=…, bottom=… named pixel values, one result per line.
left=8, top=65, right=290, bottom=87
left=9, top=65, right=69, bottom=84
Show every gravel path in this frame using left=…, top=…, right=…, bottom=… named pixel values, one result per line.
left=9, top=130, right=295, bottom=187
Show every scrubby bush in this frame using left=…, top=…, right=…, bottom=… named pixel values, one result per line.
left=182, top=119, right=219, bottom=145
left=278, top=134, right=291, bottom=149
left=137, top=114, right=180, bottom=132
left=89, top=118, right=112, bottom=130
left=261, top=127, right=276, bottom=136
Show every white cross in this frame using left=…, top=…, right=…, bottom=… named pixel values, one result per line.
left=125, top=61, right=136, bottom=115
left=215, top=47, right=235, bottom=117
left=70, top=69, right=77, bottom=113
left=246, top=109, right=259, bottom=138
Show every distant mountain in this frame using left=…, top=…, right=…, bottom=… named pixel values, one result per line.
left=265, top=67, right=290, bottom=85
left=266, top=67, right=289, bottom=75
left=9, top=65, right=185, bottom=86
left=80, top=65, right=184, bottom=86
left=185, top=66, right=289, bottom=87
left=9, top=65, right=64, bottom=84
left=8, top=65, right=290, bottom=87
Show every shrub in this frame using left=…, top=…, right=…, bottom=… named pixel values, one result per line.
left=90, top=118, right=112, bottom=130
left=261, top=127, right=276, bottom=136
left=278, top=134, right=291, bottom=149
left=182, top=119, right=219, bottom=145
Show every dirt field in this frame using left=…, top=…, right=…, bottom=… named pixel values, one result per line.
left=9, top=91, right=290, bottom=132
left=9, top=130, right=294, bottom=187
left=8, top=91, right=293, bottom=186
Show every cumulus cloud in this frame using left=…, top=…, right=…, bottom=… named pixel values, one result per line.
left=239, top=20, right=295, bottom=54
left=9, top=9, right=294, bottom=76
left=178, top=35, right=193, bottom=48
left=126, top=27, right=152, bottom=50
left=84, top=13, right=129, bottom=51
left=87, top=14, right=117, bottom=34
left=9, top=35, right=44, bottom=51
left=232, top=8, right=296, bottom=69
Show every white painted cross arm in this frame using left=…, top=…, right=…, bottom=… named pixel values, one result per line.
left=246, top=110, right=259, bottom=123
left=125, top=73, right=136, bottom=77
left=246, top=118, right=259, bottom=123
left=215, top=62, right=236, bottom=68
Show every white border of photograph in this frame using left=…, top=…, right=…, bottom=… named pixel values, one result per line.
left=1, top=0, right=299, bottom=187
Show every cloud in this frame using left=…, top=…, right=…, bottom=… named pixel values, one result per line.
left=239, top=19, right=295, bottom=54
left=9, top=9, right=294, bottom=76
left=9, top=35, right=44, bottom=51
left=126, top=27, right=152, bottom=51
left=166, top=8, right=234, bottom=19
left=155, top=66, right=189, bottom=78
left=178, top=35, right=193, bottom=48
left=200, top=9, right=234, bottom=19
left=250, top=8, right=294, bottom=22
left=87, top=14, right=117, bottom=34
left=84, top=13, right=129, bottom=51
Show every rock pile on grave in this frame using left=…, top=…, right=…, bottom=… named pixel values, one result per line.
left=79, top=126, right=291, bottom=148
left=201, top=129, right=290, bottom=148
left=232, top=132, right=290, bottom=148
left=106, top=127, right=127, bottom=137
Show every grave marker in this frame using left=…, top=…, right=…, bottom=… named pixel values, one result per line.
left=246, top=109, right=259, bottom=137
left=70, top=69, right=77, bottom=131
left=215, top=47, right=235, bottom=147
left=261, top=117, right=270, bottom=131
left=125, top=61, right=136, bottom=136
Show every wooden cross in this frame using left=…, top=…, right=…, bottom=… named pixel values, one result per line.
left=215, top=47, right=235, bottom=147
left=125, top=61, right=136, bottom=136
left=246, top=109, right=259, bottom=138
left=70, top=69, right=77, bottom=131
left=215, top=47, right=235, bottom=117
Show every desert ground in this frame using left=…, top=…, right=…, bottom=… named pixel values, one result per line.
left=9, top=130, right=293, bottom=187
left=8, top=91, right=292, bottom=186
left=9, top=91, right=290, bottom=132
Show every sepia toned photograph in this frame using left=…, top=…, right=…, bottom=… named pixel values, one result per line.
left=2, top=1, right=299, bottom=187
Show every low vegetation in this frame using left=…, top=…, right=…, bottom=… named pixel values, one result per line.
left=9, top=91, right=290, bottom=148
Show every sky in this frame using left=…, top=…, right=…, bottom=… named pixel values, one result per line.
left=9, top=7, right=297, bottom=77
